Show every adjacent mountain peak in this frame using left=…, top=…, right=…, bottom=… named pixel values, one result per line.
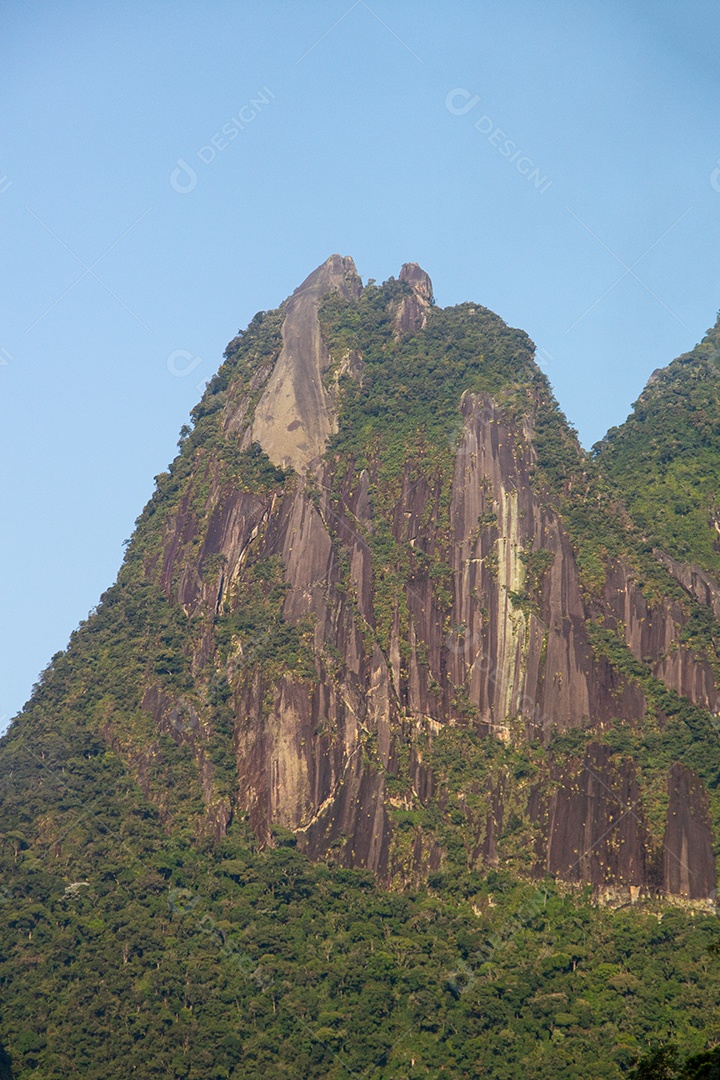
left=597, top=315, right=720, bottom=578
left=394, top=261, right=434, bottom=334
left=399, top=260, right=433, bottom=296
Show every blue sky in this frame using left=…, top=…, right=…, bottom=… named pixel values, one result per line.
left=2, top=0, right=720, bottom=727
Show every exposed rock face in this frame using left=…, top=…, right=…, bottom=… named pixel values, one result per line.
left=529, top=744, right=649, bottom=889
left=250, top=254, right=361, bottom=472
left=663, top=762, right=716, bottom=899
left=393, top=262, right=434, bottom=335
left=654, top=549, right=720, bottom=621
left=444, top=393, right=643, bottom=737
left=137, top=256, right=718, bottom=898
left=604, top=562, right=720, bottom=713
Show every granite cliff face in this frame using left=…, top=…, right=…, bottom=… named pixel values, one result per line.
left=117, top=255, right=719, bottom=904
left=249, top=254, right=362, bottom=472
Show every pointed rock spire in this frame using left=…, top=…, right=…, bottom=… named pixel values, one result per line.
left=393, top=262, right=434, bottom=335
left=250, top=255, right=362, bottom=472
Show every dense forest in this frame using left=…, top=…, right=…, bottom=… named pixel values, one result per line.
left=596, top=316, right=720, bottom=579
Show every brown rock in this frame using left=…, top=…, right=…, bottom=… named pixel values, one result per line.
left=663, top=762, right=716, bottom=899
left=392, top=262, right=433, bottom=335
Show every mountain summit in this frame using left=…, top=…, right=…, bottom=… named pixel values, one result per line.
left=2, top=258, right=720, bottom=1077
left=250, top=254, right=361, bottom=472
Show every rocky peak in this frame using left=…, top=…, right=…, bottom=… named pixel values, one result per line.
left=291, top=253, right=362, bottom=302
left=250, top=255, right=361, bottom=473
left=393, top=261, right=433, bottom=335
left=400, top=261, right=433, bottom=296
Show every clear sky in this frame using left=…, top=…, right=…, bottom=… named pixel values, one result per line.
left=2, top=0, right=720, bottom=729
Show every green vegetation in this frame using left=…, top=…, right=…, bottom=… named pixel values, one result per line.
left=596, top=318, right=720, bottom=578
left=1, top=766, right=719, bottom=1078
left=322, top=285, right=543, bottom=467
left=509, top=547, right=556, bottom=615
left=216, top=554, right=317, bottom=686
left=586, top=620, right=720, bottom=838
left=630, top=1044, right=720, bottom=1079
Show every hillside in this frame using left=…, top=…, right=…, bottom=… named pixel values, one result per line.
left=596, top=317, right=720, bottom=581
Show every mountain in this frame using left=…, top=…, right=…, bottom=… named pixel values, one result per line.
left=595, top=316, right=720, bottom=585
left=1, top=256, right=720, bottom=1078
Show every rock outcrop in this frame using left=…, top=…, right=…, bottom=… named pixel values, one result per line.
left=250, top=254, right=361, bottom=472
left=654, top=549, right=720, bottom=621
left=393, top=262, right=434, bottom=335
left=663, top=762, right=716, bottom=900
left=529, top=744, right=649, bottom=889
